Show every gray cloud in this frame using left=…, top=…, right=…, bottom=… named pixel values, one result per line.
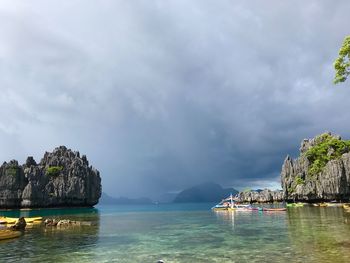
left=1, top=0, right=350, bottom=198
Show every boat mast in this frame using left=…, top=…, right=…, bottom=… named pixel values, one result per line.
left=230, top=193, right=233, bottom=209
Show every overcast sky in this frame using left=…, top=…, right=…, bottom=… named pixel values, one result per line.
left=0, top=0, right=350, bottom=198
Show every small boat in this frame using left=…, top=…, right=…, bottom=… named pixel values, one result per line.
left=211, top=205, right=228, bottom=211
left=262, top=208, right=287, bottom=212
left=286, top=203, right=304, bottom=207
left=232, top=204, right=252, bottom=211
left=0, top=230, right=21, bottom=241
left=0, top=217, right=17, bottom=224
left=0, top=217, right=43, bottom=224
left=343, top=204, right=350, bottom=209
left=212, top=194, right=236, bottom=211
left=325, top=202, right=343, bottom=207
left=246, top=207, right=261, bottom=211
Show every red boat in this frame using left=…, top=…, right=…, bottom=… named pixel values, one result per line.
left=262, top=208, right=286, bottom=212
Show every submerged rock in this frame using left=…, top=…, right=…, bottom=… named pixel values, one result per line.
left=44, top=218, right=94, bottom=228
left=281, top=132, right=350, bottom=202
left=0, top=146, right=101, bottom=208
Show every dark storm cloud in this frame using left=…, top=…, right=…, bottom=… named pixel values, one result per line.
left=1, top=0, right=350, bottom=198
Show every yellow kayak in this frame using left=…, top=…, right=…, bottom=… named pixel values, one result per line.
left=0, top=230, right=21, bottom=241
left=0, top=217, right=17, bottom=224
left=0, top=217, right=43, bottom=224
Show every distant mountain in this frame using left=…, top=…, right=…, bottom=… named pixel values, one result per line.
left=156, top=192, right=178, bottom=203
left=173, top=182, right=238, bottom=203
left=99, top=192, right=153, bottom=205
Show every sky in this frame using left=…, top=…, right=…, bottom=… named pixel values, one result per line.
left=0, top=0, right=350, bottom=199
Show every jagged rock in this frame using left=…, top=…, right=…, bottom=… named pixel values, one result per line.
left=44, top=218, right=93, bottom=228
left=25, top=157, right=37, bottom=167
left=0, top=146, right=101, bottom=208
left=44, top=218, right=58, bottom=226
left=234, top=189, right=284, bottom=203
left=281, top=132, right=350, bottom=202
left=11, top=217, right=26, bottom=230
left=0, top=160, right=27, bottom=207
left=57, top=219, right=72, bottom=227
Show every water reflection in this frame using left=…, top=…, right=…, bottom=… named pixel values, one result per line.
left=214, top=210, right=235, bottom=230
left=287, top=207, right=350, bottom=263
left=0, top=207, right=100, bottom=262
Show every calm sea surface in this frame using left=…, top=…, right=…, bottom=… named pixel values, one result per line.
left=1, top=203, right=350, bottom=263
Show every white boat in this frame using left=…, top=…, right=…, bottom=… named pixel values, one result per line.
left=231, top=204, right=251, bottom=211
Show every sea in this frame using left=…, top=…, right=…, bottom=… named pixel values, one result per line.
left=0, top=203, right=350, bottom=263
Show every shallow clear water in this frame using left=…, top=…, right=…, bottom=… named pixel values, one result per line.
left=1, top=203, right=350, bottom=262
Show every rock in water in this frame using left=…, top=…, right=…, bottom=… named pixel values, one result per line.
left=0, top=146, right=101, bottom=208
left=11, top=217, right=26, bottom=230
left=281, top=132, right=350, bottom=202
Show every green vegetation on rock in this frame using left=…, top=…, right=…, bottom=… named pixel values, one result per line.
left=304, top=134, right=350, bottom=176
left=288, top=175, right=304, bottom=194
left=295, top=175, right=305, bottom=185
left=5, top=166, right=18, bottom=176
left=334, top=35, right=350, bottom=84
left=46, top=166, right=63, bottom=177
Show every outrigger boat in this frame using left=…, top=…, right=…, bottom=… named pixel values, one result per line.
left=230, top=204, right=252, bottom=211
left=212, top=194, right=251, bottom=211
left=212, top=194, right=287, bottom=212
left=212, top=194, right=236, bottom=211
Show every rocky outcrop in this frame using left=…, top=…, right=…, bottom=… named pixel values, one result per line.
left=44, top=218, right=94, bottom=227
left=0, top=146, right=101, bottom=208
left=234, top=189, right=284, bottom=203
left=281, top=132, right=350, bottom=202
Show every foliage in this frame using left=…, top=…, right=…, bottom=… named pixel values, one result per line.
left=288, top=186, right=295, bottom=194
left=46, top=166, right=63, bottom=177
left=5, top=166, right=18, bottom=176
left=334, top=35, right=350, bottom=84
left=295, top=175, right=305, bottom=185
left=304, top=134, right=350, bottom=176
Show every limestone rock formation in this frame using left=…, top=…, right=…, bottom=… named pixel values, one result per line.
left=0, top=146, right=101, bottom=208
left=281, top=132, right=350, bottom=202
left=234, top=189, right=284, bottom=203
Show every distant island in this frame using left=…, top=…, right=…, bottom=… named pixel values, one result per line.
left=0, top=146, right=101, bottom=208
left=173, top=182, right=238, bottom=203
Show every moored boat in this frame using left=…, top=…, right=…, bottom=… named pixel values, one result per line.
left=262, top=208, right=286, bottom=212
left=325, top=202, right=343, bottom=207
left=0, top=216, right=43, bottom=224
left=286, top=202, right=304, bottom=207
left=231, top=204, right=252, bottom=211
left=0, top=230, right=21, bottom=241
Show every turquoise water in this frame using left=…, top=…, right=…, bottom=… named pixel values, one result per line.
left=1, top=203, right=350, bottom=262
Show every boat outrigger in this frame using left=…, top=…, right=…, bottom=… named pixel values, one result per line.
left=212, top=194, right=286, bottom=212
left=211, top=194, right=236, bottom=211
left=212, top=194, right=256, bottom=211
